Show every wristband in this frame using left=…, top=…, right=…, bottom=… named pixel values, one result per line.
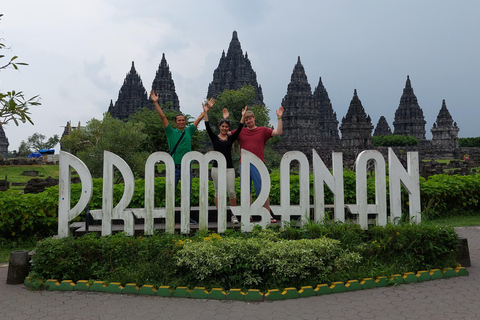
left=277, top=117, right=282, bottom=120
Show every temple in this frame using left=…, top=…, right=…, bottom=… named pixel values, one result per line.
left=206, top=31, right=264, bottom=104
left=0, top=125, right=9, bottom=158
left=373, top=116, right=392, bottom=136
left=431, top=99, right=459, bottom=149
left=393, top=76, right=427, bottom=141
left=339, top=90, right=374, bottom=150
left=107, top=62, right=149, bottom=120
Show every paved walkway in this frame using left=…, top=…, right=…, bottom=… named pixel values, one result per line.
left=1, top=227, right=479, bottom=320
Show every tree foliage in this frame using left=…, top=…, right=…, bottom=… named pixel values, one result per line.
left=207, top=85, right=270, bottom=129
left=128, top=106, right=202, bottom=153
left=0, top=14, right=41, bottom=126
left=60, top=114, right=149, bottom=177
left=372, top=135, right=419, bottom=147
left=459, top=137, right=480, bottom=148
left=19, top=132, right=60, bottom=153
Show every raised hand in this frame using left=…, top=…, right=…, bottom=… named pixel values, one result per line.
left=276, top=106, right=284, bottom=118
left=206, top=98, right=215, bottom=109
left=241, top=106, right=248, bottom=117
left=150, top=89, right=159, bottom=102
left=223, top=108, right=230, bottom=119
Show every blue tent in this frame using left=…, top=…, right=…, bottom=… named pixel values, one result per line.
left=28, top=152, right=42, bottom=158
left=39, top=149, right=55, bottom=155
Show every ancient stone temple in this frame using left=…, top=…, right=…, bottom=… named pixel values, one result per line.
left=0, top=125, right=9, bottom=158
left=108, top=61, right=149, bottom=120
left=150, top=53, right=181, bottom=112
left=339, top=90, right=374, bottom=150
left=206, top=31, right=264, bottom=104
left=275, top=57, right=318, bottom=155
left=393, top=76, right=426, bottom=140
left=313, top=77, right=340, bottom=148
left=431, top=99, right=459, bottom=149
left=373, top=116, right=392, bottom=136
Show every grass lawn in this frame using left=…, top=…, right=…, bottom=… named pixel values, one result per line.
left=422, top=215, right=480, bottom=227
left=1, top=164, right=60, bottom=191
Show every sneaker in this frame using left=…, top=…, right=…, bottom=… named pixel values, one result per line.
left=231, top=215, right=239, bottom=224
left=190, top=218, right=197, bottom=224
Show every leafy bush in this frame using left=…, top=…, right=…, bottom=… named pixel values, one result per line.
left=372, top=135, right=419, bottom=147
left=1, top=170, right=479, bottom=238
left=459, top=137, right=480, bottom=147
left=29, top=223, right=458, bottom=292
left=421, top=174, right=480, bottom=219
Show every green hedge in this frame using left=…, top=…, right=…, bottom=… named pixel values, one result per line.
left=29, top=223, right=458, bottom=292
left=1, top=172, right=479, bottom=239
left=372, top=135, right=419, bottom=147
left=459, top=137, right=480, bottom=147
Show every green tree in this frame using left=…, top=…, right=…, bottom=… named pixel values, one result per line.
left=207, top=85, right=270, bottom=129
left=128, top=107, right=202, bottom=153
left=19, top=132, right=60, bottom=152
left=204, top=85, right=282, bottom=170
left=61, top=114, right=149, bottom=177
left=372, top=135, right=418, bottom=147
left=0, top=14, right=40, bottom=126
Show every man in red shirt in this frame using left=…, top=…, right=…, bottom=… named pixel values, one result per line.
left=231, top=106, right=284, bottom=223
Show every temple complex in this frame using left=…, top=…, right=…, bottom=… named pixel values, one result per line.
left=275, top=57, right=340, bottom=156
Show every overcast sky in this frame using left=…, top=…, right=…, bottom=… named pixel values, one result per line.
left=1, top=0, right=479, bottom=152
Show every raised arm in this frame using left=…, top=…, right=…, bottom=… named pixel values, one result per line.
left=230, top=106, right=248, bottom=141
left=193, top=98, right=215, bottom=128
left=272, top=106, right=284, bottom=137
left=150, top=90, right=169, bottom=128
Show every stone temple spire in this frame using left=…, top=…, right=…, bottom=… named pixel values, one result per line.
left=207, top=31, right=264, bottom=105
left=373, top=116, right=392, bottom=136
left=108, top=61, right=149, bottom=120
left=393, top=75, right=426, bottom=140
left=0, top=125, right=9, bottom=158
left=340, top=89, right=374, bottom=149
left=313, top=77, right=340, bottom=145
left=276, top=56, right=318, bottom=155
left=150, top=53, right=181, bottom=112
left=431, top=99, right=459, bottom=148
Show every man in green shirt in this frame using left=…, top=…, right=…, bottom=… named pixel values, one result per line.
left=151, top=90, right=214, bottom=224
left=150, top=89, right=213, bottom=188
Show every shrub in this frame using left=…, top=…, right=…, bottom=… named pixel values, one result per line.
left=29, top=223, right=458, bottom=292
left=372, top=135, right=419, bottom=147
left=459, top=137, right=480, bottom=147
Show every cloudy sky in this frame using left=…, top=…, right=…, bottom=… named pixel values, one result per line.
left=1, top=0, right=479, bottom=152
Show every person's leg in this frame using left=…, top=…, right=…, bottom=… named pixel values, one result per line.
left=176, top=166, right=196, bottom=224
left=226, top=168, right=239, bottom=223
left=189, top=168, right=196, bottom=224
left=174, top=167, right=181, bottom=189
left=211, top=167, right=219, bottom=208
left=250, top=164, right=276, bottom=223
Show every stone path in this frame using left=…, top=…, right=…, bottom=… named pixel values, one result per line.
left=1, top=226, right=479, bottom=320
